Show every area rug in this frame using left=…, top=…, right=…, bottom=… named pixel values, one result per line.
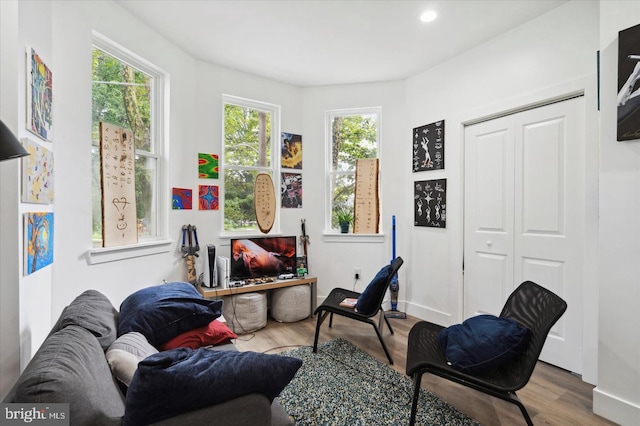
left=279, top=339, right=479, bottom=426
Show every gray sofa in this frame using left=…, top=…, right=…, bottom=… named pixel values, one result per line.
left=2, top=289, right=294, bottom=426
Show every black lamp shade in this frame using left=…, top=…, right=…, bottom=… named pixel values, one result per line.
left=0, top=119, right=29, bottom=161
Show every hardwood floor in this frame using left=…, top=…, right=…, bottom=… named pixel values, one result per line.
left=235, top=314, right=617, bottom=426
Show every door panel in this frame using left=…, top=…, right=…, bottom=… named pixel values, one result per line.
left=464, top=97, right=584, bottom=374
left=464, top=116, right=514, bottom=318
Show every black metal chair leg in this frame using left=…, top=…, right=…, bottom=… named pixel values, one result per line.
left=313, top=311, right=329, bottom=353
left=372, top=323, right=393, bottom=364
left=409, top=372, right=422, bottom=426
left=383, top=311, right=394, bottom=334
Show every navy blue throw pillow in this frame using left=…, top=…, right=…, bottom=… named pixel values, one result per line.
left=123, top=348, right=303, bottom=426
left=437, top=314, right=532, bottom=374
left=356, top=264, right=392, bottom=315
left=118, top=282, right=222, bottom=347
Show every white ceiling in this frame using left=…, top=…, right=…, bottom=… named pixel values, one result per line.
left=114, top=0, right=567, bottom=87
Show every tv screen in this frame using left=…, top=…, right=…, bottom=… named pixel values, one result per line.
left=230, top=236, right=297, bottom=280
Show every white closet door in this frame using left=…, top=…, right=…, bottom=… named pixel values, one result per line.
left=464, top=97, right=585, bottom=374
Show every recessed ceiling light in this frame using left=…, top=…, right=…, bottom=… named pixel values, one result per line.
left=420, top=10, right=438, bottom=23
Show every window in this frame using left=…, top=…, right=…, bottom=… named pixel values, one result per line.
left=91, top=35, right=165, bottom=248
left=222, top=95, right=280, bottom=233
left=326, top=108, right=380, bottom=232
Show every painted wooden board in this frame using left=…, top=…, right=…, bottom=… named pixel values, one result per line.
left=100, top=122, right=137, bottom=247
left=354, top=158, right=379, bottom=234
left=254, top=173, right=276, bottom=233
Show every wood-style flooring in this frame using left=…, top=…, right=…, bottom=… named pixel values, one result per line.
left=234, top=314, right=617, bottom=426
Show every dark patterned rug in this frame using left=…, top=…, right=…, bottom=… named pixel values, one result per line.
left=279, top=339, right=479, bottom=426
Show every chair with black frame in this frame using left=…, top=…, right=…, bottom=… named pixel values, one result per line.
left=405, top=281, right=567, bottom=426
left=313, top=256, right=403, bottom=364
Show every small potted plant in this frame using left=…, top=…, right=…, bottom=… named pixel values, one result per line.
left=336, top=208, right=354, bottom=233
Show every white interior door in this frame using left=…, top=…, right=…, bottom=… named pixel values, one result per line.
left=464, top=97, right=585, bottom=374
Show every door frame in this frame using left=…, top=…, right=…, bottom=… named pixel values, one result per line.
left=453, top=75, right=599, bottom=384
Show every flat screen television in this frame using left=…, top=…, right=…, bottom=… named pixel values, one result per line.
left=230, top=236, right=297, bottom=280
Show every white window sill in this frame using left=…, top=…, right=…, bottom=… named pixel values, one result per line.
left=322, top=233, right=385, bottom=243
left=87, top=239, right=173, bottom=265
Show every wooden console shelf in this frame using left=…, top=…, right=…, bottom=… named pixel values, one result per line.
left=197, top=276, right=318, bottom=313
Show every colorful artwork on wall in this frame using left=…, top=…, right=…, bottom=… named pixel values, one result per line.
left=22, top=138, right=54, bottom=204
left=281, top=132, right=302, bottom=169
left=617, top=23, right=640, bottom=141
left=281, top=172, right=302, bottom=208
left=26, top=47, right=53, bottom=141
left=24, top=212, right=54, bottom=275
left=198, top=185, right=219, bottom=210
left=414, top=179, right=446, bottom=228
left=412, top=120, right=444, bottom=172
left=172, top=187, right=193, bottom=210
left=198, top=153, right=219, bottom=178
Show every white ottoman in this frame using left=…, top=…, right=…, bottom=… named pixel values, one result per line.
left=222, top=292, right=267, bottom=334
left=270, top=285, right=311, bottom=322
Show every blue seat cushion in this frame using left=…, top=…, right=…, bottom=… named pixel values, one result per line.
left=123, top=348, right=302, bottom=426
left=118, top=282, right=222, bottom=347
left=356, top=264, right=392, bottom=315
left=437, top=314, right=532, bottom=374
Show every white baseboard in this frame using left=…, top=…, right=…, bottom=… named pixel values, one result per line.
left=593, top=386, right=640, bottom=426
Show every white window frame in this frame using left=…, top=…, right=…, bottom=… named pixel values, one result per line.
left=87, top=32, right=170, bottom=264
left=324, top=107, right=384, bottom=241
left=220, top=94, right=281, bottom=237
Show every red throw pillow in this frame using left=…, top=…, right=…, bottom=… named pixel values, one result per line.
left=160, top=320, right=237, bottom=350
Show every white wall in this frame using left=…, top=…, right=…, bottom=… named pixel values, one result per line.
left=594, top=2, right=640, bottom=424
left=301, top=82, right=408, bottom=301
left=0, top=0, right=23, bottom=400
left=404, top=0, right=600, bottom=382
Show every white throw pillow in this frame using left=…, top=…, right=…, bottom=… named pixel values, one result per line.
left=106, top=332, right=158, bottom=386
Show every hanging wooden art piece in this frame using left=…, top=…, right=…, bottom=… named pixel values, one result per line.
left=99, top=122, right=137, bottom=247
left=412, top=120, right=444, bottom=172
left=254, top=173, right=276, bottom=233
left=353, top=158, right=380, bottom=234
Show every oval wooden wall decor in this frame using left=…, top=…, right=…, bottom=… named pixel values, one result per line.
left=254, top=173, right=276, bottom=233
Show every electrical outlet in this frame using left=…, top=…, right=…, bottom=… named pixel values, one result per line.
left=354, top=267, right=361, bottom=280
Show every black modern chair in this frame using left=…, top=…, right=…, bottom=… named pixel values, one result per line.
left=405, top=281, right=567, bottom=426
left=313, top=257, right=404, bottom=364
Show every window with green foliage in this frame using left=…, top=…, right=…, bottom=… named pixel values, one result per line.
left=91, top=37, right=164, bottom=247
left=327, top=108, right=380, bottom=232
left=223, top=96, right=280, bottom=233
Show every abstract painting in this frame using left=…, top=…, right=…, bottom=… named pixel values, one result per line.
left=281, top=172, right=302, bottom=208
left=172, top=187, right=192, bottom=210
left=24, top=212, right=54, bottom=275
left=26, top=46, right=53, bottom=141
left=414, top=179, right=446, bottom=228
left=412, top=120, right=444, bottom=172
left=281, top=132, right=302, bottom=169
left=22, top=138, right=54, bottom=204
left=198, top=153, right=219, bottom=178
left=199, top=185, right=219, bottom=210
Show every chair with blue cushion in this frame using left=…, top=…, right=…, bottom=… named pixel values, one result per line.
left=405, top=281, right=567, bottom=426
left=312, top=257, right=403, bottom=364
